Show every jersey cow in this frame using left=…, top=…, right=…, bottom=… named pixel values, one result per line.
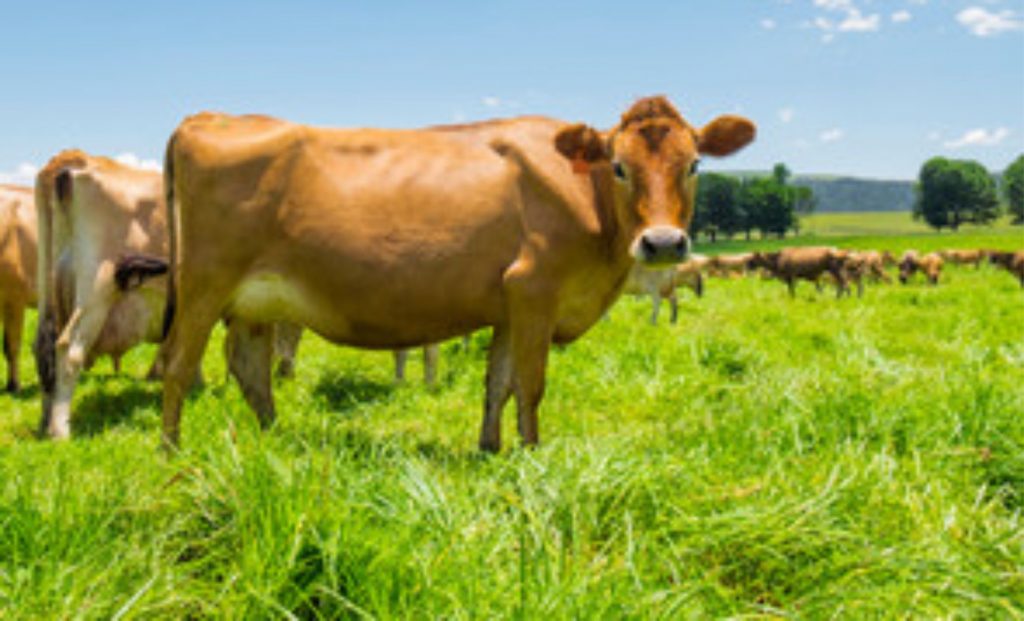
left=898, top=251, right=943, bottom=285
left=622, top=255, right=706, bottom=325
left=159, top=96, right=756, bottom=451
left=33, top=151, right=174, bottom=438
left=988, top=250, right=1024, bottom=287
left=0, top=184, right=37, bottom=392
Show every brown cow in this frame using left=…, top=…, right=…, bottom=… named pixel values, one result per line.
left=841, top=250, right=892, bottom=296
left=708, top=252, right=753, bottom=278
left=898, top=251, right=943, bottom=285
left=159, top=97, right=756, bottom=451
left=988, top=250, right=1024, bottom=287
left=0, top=184, right=37, bottom=392
left=939, top=249, right=987, bottom=268
left=622, top=254, right=706, bottom=325
left=751, top=247, right=851, bottom=297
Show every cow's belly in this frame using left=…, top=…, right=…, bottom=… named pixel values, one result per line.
left=92, top=285, right=165, bottom=357
left=227, top=262, right=509, bottom=349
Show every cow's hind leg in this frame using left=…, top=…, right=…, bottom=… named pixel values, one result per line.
left=3, top=302, right=24, bottom=393
left=48, top=278, right=119, bottom=439
left=668, top=292, right=679, bottom=324
left=226, top=320, right=276, bottom=429
left=649, top=293, right=660, bottom=325
left=161, top=302, right=221, bottom=450
left=423, top=344, right=439, bottom=386
left=393, top=349, right=409, bottom=382
left=273, top=322, right=302, bottom=379
left=479, top=326, right=513, bottom=453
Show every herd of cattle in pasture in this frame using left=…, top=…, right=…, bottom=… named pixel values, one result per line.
left=624, top=245, right=1023, bottom=325
left=0, top=96, right=1021, bottom=452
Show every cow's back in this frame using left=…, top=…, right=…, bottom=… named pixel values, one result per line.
left=0, top=185, right=37, bottom=306
left=171, top=113, right=534, bottom=347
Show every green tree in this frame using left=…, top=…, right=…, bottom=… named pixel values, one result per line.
left=772, top=162, right=791, bottom=187
left=1003, top=154, right=1024, bottom=224
left=697, top=173, right=743, bottom=242
left=742, top=177, right=794, bottom=239
left=914, top=157, right=1000, bottom=230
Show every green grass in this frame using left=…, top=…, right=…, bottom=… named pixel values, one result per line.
left=1, top=231, right=1022, bottom=618
left=801, top=211, right=1021, bottom=237
left=696, top=211, right=1023, bottom=254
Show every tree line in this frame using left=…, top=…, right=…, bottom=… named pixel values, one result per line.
left=691, top=154, right=1024, bottom=242
left=691, top=164, right=814, bottom=242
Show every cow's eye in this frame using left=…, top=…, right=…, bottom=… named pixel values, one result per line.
left=689, top=159, right=701, bottom=176
left=613, top=161, right=627, bottom=180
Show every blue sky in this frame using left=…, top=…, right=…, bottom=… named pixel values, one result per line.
left=0, top=0, right=1021, bottom=183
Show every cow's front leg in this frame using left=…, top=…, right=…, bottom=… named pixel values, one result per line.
left=668, top=292, right=679, bottom=324
left=510, top=311, right=553, bottom=448
left=226, top=320, right=276, bottom=429
left=649, top=293, right=660, bottom=325
left=479, top=326, right=513, bottom=453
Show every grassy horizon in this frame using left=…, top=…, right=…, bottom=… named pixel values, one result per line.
left=0, top=229, right=1021, bottom=618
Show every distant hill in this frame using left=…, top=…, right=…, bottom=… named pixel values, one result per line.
left=720, top=171, right=916, bottom=213
left=793, top=175, right=915, bottom=213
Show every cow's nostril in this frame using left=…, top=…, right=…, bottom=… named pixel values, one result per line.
left=641, top=236, right=657, bottom=258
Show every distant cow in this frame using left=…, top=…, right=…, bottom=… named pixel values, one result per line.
left=752, top=247, right=851, bottom=297
left=898, top=251, right=943, bottom=285
left=0, top=184, right=37, bottom=392
left=708, top=252, right=753, bottom=278
left=623, top=255, right=706, bottom=324
left=939, top=249, right=987, bottom=268
left=159, top=96, right=756, bottom=451
left=988, top=250, right=1024, bottom=287
left=842, top=250, right=892, bottom=296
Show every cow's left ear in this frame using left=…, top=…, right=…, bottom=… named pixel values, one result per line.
left=554, top=124, right=609, bottom=165
left=698, top=115, right=757, bottom=157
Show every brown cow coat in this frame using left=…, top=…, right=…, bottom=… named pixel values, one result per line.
left=0, top=184, right=37, bottom=392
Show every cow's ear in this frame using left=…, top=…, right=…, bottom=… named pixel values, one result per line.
left=698, top=115, right=756, bottom=157
left=555, top=124, right=608, bottom=170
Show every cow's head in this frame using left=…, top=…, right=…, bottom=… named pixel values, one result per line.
left=898, top=251, right=918, bottom=284
left=555, top=96, right=755, bottom=266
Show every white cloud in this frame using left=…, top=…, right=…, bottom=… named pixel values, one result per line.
left=822, top=32, right=836, bottom=43
left=814, top=0, right=852, bottom=10
left=778, top=107, right=795, bottom=123
left=482, top=96, right=501, bottom=108
left=0, top=162, right=39, bottom=186
left=891, top=10, right=912, bottom=23
left=838, top=9, right=880, bottom=32
left=956, top=7, right=1024, bottom=37
left=944, top=127, right=1010, bottom=149
left=761, top=18, right=777, bottom=30
left=115, top=153, right=162, bottom=172
left=820, top=128, right=845, bottom=143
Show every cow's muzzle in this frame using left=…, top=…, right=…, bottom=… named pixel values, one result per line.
left=633, top=226, right=689, bottom=265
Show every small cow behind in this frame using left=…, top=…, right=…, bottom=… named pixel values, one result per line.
left=988, top=250, right=1024, bottom=287
left=898, top=251, right=943, bottom=285
left=622, top=255, right=706, bottom=324
left=0, top=184, right=37, bottom=392
left=939, top=249, right=987, bottom=268
left=707, top=253, right=752, bottom=278
left=33, top=150, right=174, bottom=437
left=842, top=250, right=893, bottom=296
left=750, top=247, right=851, bottom=297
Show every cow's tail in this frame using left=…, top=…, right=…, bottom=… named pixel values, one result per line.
left=161, top=133, right=178, bottom=340
left=32, top=150, right=87, bottom=398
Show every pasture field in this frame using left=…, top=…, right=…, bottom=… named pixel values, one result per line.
left=700, top=211, right=1021, bottom=254
left=0, top=231, right=1022, bottom=619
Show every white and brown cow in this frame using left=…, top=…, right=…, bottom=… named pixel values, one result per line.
left=158, top=97, right=756, bottom=451
left=33, top=150, right=173, bottom=437
left=0, top=184, right=37, bottom=392
left=623, top=254, right=706, bottom=324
